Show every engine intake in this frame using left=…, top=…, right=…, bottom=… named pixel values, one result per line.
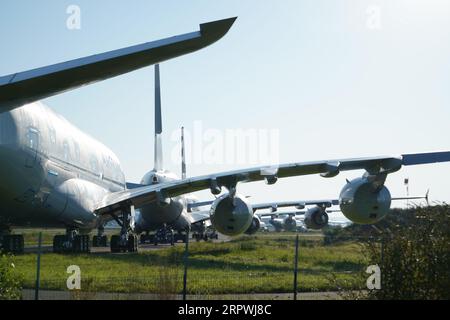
left=210, top=194, right=253, bottom=236
left=284, top=216, right=297, bottom=231
left=304, top=207, right=329, bottom=230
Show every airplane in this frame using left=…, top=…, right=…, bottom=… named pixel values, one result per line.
left=1, top=17, right=450, bottom=255
left=131, top=69, right=357, bottom=245
left=248, top=191, right=430, bottom=232
left=0, top=17, right=239, bottom=253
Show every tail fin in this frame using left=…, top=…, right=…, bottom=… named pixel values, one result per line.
left=181, top=126, right=187, bottom=179
left=154, top=64, right=163, bottom=171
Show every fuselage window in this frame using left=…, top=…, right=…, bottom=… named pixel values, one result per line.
left=48, top=126, right=56, bottom=145
left=73, top=142, right=80, bottom=163
left=27, top=128, right=39, bottom=151
left=90, top=155, right=99, bottom=175
left=63, top=141, right=70, bottom=162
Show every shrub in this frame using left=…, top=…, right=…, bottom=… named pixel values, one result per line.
left=0, top=254, right=23, bottom=300
left=364, top=205, right=450, bottom=300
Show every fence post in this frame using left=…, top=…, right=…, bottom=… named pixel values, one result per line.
left=182, top=231, right=189, bottom=301
left=35, top=232, right=42, bottom=301
left=293, top=234, right=299, bottom=301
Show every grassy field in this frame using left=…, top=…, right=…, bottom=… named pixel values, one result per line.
left=10, top=233, right=368, bottom=295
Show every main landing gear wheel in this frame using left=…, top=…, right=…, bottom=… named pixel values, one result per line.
left=53, top=233, right=90, bottom=254
left=92, top=235, right=108, bottom=247
left=110, top=235, right=138, bottom=253
left=1, top=235, right=24, bottom=254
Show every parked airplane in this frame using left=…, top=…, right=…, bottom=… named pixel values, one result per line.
left=0, top=17, right=238, bottom=253
left=131, top=67, right=358, bottom=245
left=0, top=17, right=449, bottom=255
left=249, top=191, right=429, bottom=232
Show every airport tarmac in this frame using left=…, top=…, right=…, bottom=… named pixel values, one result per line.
left=24, top=235, right=229, bottom=254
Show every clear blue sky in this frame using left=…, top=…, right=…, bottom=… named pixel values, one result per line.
left=1, top=1, right=450, bottom=220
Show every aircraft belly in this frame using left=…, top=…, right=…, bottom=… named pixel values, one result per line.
left=137, top=198, right=184, bottom=231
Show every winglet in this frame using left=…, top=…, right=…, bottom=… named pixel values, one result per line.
left=200, top=17, right=237, bottom=40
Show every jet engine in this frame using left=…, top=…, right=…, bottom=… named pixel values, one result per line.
left=210, top=193, right=253, bottom=236
left=339, top=177, right=391, bottom=224
left=245, top=215, right=261, bottom=235
left=284, top=215, right=297, bottom=231
left=304, top=206, right=329, bottom=230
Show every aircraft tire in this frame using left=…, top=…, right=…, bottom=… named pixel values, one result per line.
left=110, top=235, right=121, bottom=253
left=127, top=235, right=138, bottom=252
left=2, top=235, right=24, bottom=254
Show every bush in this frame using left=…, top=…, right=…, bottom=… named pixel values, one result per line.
left=0, top=254, right=23, bottom=300
left=363, top=205, right=450, bottom=299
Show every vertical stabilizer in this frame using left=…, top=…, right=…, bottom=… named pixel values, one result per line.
left=154, top=64, right=163, bottom=171
left=181, top=126, right=187, bottom=179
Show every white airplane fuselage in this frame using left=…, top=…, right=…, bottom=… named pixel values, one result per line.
left=0, top=102, right=193, bottom=234
left=0, top=102, right=126, bottom=231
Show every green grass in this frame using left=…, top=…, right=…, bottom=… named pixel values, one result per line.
left=11, top=233, right=368, bottom=295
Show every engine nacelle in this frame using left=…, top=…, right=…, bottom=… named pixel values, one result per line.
left=245, top=215, right=261, bottom=235
left=304, top=206, right=329, bottom=230
left=210, top=193, right=253, bottom=236
left=284, top=216, right=297, bottom=231
left=339, top=177, right=391, bottom=224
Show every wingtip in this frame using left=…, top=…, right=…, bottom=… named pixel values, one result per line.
left=200, top=17, right=237, bottom=38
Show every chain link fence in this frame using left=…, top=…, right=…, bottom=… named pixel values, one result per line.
left=4, top=232, right=375, bottom=300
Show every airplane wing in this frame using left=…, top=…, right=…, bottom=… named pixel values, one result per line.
left=251, top=199, right=339, bottom=211
left=187, top=199, right=338, bottom=212
left=94, top=151, right=450, bottom=216
left=258, top=209, right=342, bottom=218
left=0, top=17, right=236, bottom=113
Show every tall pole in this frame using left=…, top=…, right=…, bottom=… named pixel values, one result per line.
left=404, top=178, right=410, bottom=208
left=182, top=231, right=189, bottom=301
left=293, top=234, right=299, bottom=301
left=35, top=232, right=42, bottom=301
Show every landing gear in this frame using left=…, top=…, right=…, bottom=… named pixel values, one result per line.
left=174, top=232, right=187, bottom=243
left=153, top=227, right=175, bottom=246
left=1, top=234, right=24, bottom=254
left=53, top=229, right=90, bottom=254
left=110, top=209, right=138, bottom=253
left=92, top=227, right=108, bottom=247
left=139, top=232, right=154, bottom=244
left=192, top=229, right=218, bottom=242
left=110, top=234, right=138, bottom=253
